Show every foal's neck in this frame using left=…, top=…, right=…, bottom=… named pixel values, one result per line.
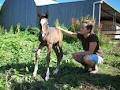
left=42, top=25, right=49, bottom=32
left=41, top=25, right=49, bottom=39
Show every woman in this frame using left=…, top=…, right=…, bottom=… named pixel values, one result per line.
left=57, top=20, right=104, bottom=74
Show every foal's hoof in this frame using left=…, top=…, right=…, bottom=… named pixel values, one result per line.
left=32, top=48, right=38, bottom=52
left=33, top=72, right=37, bottom=77
left=53, top=69, right=61, bottom=79
left=45, top=76, right=49, bottom=81
left=53, top=71, right=61, bottom=80
left=53, top=69, right=59, bottom=75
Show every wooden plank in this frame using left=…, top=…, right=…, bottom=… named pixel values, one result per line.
left=102, top=30, right=120, bottom=35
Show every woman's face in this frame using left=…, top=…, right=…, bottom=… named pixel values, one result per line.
left=80, top=23, right=90, bottom=35
left=80, top=26, right=88, bottom=35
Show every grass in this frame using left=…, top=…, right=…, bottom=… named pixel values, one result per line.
left=0, top=63, right=119, bottom=90
left=0, top=27, right=120, bottom=90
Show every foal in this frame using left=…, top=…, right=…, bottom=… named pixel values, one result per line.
left=33, top=14, right=63, bottom=81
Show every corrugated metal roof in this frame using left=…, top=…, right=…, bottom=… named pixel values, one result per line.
left=34, top=0, right=58, bottom=6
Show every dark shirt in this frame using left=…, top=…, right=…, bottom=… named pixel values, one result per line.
left=77, top=33, right=99, bottom=54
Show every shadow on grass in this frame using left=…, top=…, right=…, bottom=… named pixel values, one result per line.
left=111, top=62, right=120, bottom=70
left=0, top=63, right=120, bottom=90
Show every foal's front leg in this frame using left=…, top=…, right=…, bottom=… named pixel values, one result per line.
left=33, top=43, right=44, bottom=77
left=45, top=44, right=52, bottom=81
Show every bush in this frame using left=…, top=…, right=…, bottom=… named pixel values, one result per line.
left=0, top=30, right=38, bottom=66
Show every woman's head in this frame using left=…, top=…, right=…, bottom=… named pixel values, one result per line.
left=80, top=20, right=95, bottom=35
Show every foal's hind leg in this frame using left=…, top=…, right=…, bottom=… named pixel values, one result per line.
left=45, top=44, right=52, bottom=81
left=33, top=43, right=44, bottom=77
left=53, top=45, right=63, bottom=75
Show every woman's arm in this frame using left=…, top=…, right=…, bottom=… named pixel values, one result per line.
left=83, top=42, right=97, bottom=55
left=56, top=26, right=77, bottom=38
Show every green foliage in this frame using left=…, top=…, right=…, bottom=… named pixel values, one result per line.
left=0, top=31, right=38, bottom=66
left=103, top=42, right=120, bottom=69
left=69, top=18, right=80, bottom=32
left=0, top=78, right=6, bottom=90
left=54, top=19, right=61, bottom=27
left=0, top=26, right=7, bottom=35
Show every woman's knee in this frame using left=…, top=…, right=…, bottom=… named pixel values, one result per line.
left=72, top=53, right=79, bottom=61
left=83, top=55, right=95, bottom=67
left=72, top=53, right=84, bottom=62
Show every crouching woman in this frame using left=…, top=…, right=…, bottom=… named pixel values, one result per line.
left=57, top=20, right=104, bottom=74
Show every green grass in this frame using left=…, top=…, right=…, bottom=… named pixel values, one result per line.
left=0, top=29, right=120, bottom=90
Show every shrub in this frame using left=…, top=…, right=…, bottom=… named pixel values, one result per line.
left=0, top=26, right=7, bottom=35
left=0, top=30, right=38, bottom=66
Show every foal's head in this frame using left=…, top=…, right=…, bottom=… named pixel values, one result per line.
left=38, top=13, right=49, bottom=38
left=40, top=17, right=48, bottom=29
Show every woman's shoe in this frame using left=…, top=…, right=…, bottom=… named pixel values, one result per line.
left=90, top=65, right=98, bottom=74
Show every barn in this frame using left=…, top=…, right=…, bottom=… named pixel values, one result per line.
left=0, top=0, right=120, bottom=39
left=37, top=0, right=100, bottom=26
left=0, top=0, right=58, bottom=28
left=0, top=0, right=37, bottom=28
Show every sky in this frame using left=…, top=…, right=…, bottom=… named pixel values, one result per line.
left=0, top=0, right=120, bottom=12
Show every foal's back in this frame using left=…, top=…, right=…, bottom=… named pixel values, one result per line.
left=46, top=27, right=63, bottom=46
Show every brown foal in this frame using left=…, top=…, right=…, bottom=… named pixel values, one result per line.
left=33, top=13, right=63, bottom=81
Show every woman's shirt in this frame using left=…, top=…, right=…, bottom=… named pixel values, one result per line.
left=77, top=33, right=99, bottom=54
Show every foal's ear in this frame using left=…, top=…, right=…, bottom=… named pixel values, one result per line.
left=45, top=13, right=48, bottom=18
left=37, top=13, right=41, bottom=18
